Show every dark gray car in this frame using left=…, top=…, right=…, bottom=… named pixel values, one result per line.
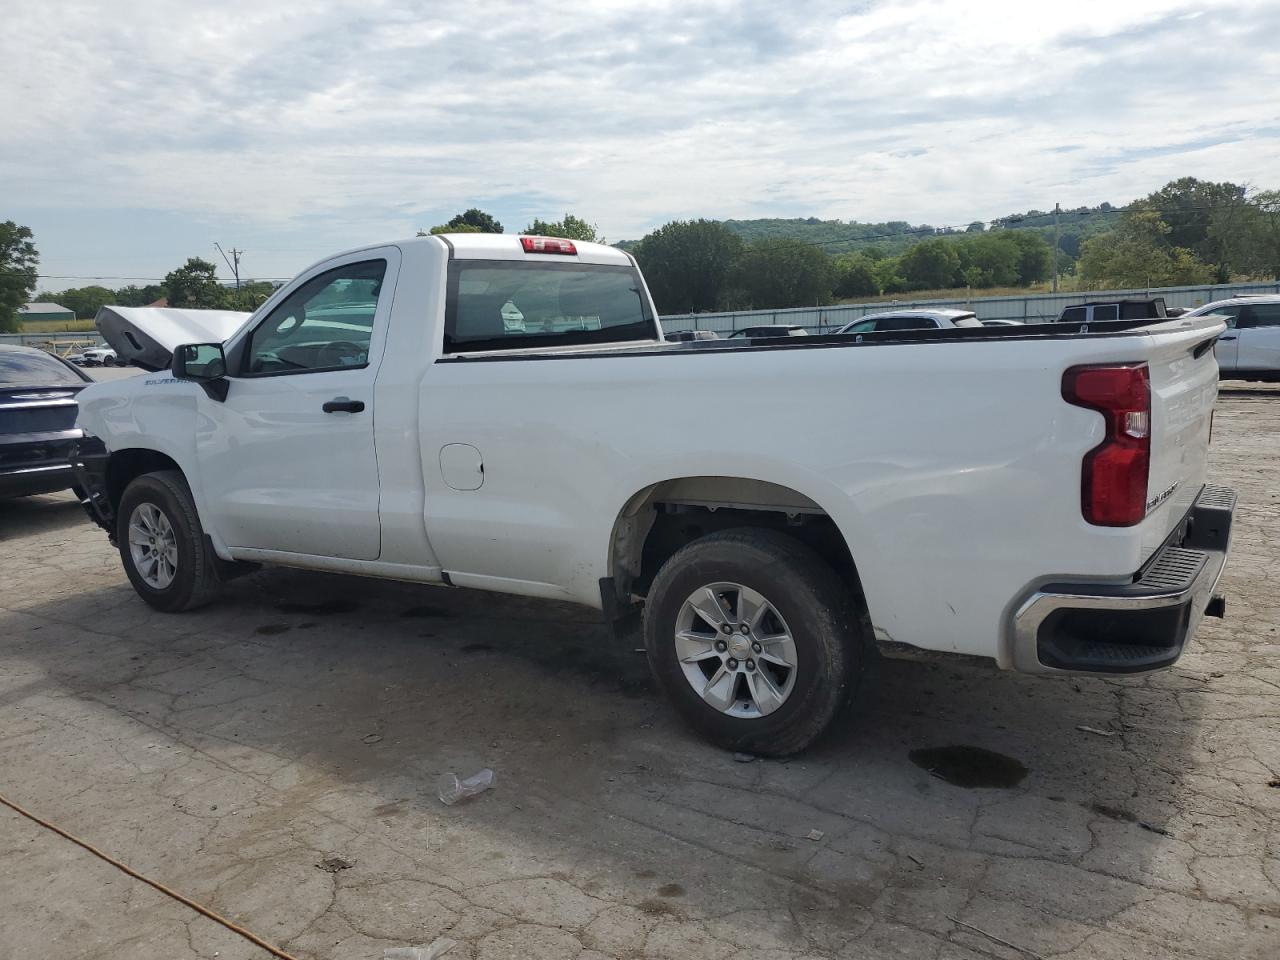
left=0, top=344, right=91, bottom=498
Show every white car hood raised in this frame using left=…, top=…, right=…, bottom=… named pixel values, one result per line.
left=96, top=306, right=252, bottom=371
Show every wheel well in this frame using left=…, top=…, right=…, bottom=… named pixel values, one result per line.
left=610, top=477, right=861, bottom=602
left=107, top=449, right=183, bottom=515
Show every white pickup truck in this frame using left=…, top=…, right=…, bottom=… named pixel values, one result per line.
left=75, top=234, right=1235, bottom=755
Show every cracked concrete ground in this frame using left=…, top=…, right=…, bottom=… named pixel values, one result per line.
left=1, top=385, right=1278, bottom=960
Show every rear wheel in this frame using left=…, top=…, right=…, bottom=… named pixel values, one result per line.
left=643, top=528, right=863, bottom=756
left=116, top=471, right=222, bottom=612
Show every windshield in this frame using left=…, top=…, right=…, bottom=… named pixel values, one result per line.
left=444, top=261, right=655, bottom=353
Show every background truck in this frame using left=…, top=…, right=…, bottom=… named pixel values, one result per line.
left=74, top=233, right=1234, bottom=755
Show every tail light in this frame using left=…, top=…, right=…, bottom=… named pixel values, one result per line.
left=520, top=236, right=576, bottom=255
left=1062, top=363, right=1151, bottom=526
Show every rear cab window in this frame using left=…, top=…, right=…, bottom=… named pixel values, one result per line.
left=444, top=261, right=656, bottom=353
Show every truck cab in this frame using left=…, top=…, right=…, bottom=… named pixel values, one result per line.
left=1059, top=298, right=1168, bottom=324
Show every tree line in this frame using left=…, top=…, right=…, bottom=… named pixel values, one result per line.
left=4, top=177, right=1278, bottom=332
left=630, top=221, right=1055, bottom=313
left=40, top=258, right=280, bottom=322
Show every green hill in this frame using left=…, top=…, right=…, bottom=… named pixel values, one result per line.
left=619, top=204, right=1125, bottom=261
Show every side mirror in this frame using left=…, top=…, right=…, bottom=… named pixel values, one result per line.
left=172, top=343, right=229, bottom=401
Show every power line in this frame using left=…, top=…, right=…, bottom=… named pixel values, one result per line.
left=0, top=273, right=289, bottom=282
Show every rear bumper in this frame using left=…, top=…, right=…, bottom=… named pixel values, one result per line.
left=1012, top=484, right=1234, bottom=674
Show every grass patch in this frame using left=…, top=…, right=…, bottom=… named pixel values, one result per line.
left=834, top=282, right=1078, bottom=306
left=20, top=318, right=97, bottom=333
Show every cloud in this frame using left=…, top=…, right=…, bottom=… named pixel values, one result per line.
left=2, top=0, right=1278, bottom=281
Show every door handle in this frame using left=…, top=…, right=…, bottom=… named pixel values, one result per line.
left=1218, top=335, right=1237, bottom=341
left=322, top=397, right=365, bottom=414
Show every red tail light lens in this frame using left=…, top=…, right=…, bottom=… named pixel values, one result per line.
left=520, top=236, right=576, bottom=255
left=1062, top=363, right=1151, bottom=526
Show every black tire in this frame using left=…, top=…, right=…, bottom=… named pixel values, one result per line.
left=116, top=470, right=222, bottom=612
left=103, top=356, right=115, bottom=366
left=643, top=528, right=864, bottom=756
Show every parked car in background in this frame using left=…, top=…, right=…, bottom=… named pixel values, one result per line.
left=665, top=330, right=720, bottom=342
left=76, top=232, right=1234, bottom=755
left=1059, top=299, right=1167, bottom=324
left=837, top=309, right=984, bottom=333
left=69, top=346, right=119, bottom=367
left=1183, top=295, right=1280, bottom=382
left=726, top=324, right=808, bottom=338
left=1, top=344, right=92, bottom=497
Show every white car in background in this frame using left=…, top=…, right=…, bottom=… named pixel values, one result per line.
left=70, top=347, right=119, bottom=367
left=836, top=308, right=984, bottom=333
left=1183, top=296, right=1280, bottom=382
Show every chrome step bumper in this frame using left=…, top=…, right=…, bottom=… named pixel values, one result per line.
left=1011, top=485, right=1235, bottom=674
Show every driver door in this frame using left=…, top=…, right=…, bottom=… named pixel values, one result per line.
left=195, top=249, right=399, bottom=560
left=1235, top=303, right=1280, bottom=374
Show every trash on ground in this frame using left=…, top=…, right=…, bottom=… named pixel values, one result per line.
left=361, top=733, right=384, bottom=744
left=1138, top=821, right=1171, bottom=837
left=1075, top=725, right=1116, bottom=738
left=947, top=914, right=1045, bottom=959
left=906, top=853, right=924, bottom=868
left=384, top=938, right=457, bottom=960
left=733, top=752, right=755, bottom=763
left=438, top=768, right=496, bottom=806
left=806, top=829, right=825, bottom=841
left=315, top=856, right=355, bottom=873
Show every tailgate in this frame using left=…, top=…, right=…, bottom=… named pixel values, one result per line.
left=1140, top=316, right=1224, bottom=558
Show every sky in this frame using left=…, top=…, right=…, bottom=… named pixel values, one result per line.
left=4, top=0, right=1279, bottom=292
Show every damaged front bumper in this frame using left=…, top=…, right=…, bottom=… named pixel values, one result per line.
left=71, top=435, right=115, bottom=541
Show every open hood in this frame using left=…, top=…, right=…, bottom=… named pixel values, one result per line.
left=96, top=306, right=252, bottom=372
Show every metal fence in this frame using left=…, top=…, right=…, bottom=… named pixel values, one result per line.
left=659, top=281, right=1280, bottom=335
left=0, top=332, right=107, bottom=356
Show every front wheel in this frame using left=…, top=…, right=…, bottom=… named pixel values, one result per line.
left=116, top=471, right=222, bottom=612
left=643, top=528, right=863, bottom=756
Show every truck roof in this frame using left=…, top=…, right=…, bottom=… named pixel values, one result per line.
left=322, top=233, right=633, bottom=268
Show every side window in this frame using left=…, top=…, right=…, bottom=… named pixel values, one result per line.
left=1092, top=304, right=1119, bottom=322
left=843, top=319, right=877, bottom=333
left=876, top=317, right=938, bottom=331
left=1246, top=304, right=1280, bottom=327
left=1060, top=306, right=1086, bottom=323
left=1213, top=306, right=1241, bottom=329
left=245, top=260, right=387, bottom=375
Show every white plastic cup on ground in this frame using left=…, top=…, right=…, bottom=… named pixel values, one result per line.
left=438, top=768, right=495, bottom=805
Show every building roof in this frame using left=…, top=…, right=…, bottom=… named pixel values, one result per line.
left=19, top=302, right=73, bottom=313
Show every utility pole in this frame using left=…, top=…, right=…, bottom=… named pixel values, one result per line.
left=214, top=243, right=242, bottom=306
left=1051, top=202, right=1060, bottom=294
